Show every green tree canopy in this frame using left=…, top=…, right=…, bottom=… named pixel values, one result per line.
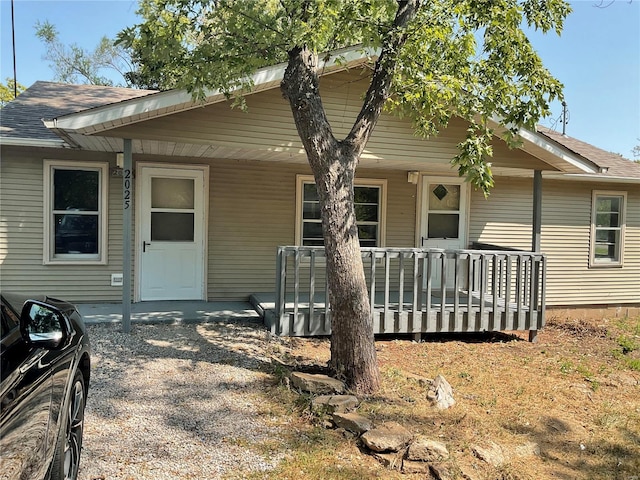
left=119, top=0, right=572, bottom=393
left=35, top=20, right=135, bottom=87
left=0, top=78, right=26, bottom=106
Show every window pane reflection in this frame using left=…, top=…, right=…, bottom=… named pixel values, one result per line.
left=428, top=214, right=459, bottom=239
left=429, top=184, right=460, bottom=211
left=152, top=178, right=194, bottom=209
left=151, top=213, right=194, bottom=241
left=54, top=170, right=99, bottom=211
left=54, top=214, right=98, bottom=254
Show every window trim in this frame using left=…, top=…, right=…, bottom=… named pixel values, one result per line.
left=43, top=160, right=109, bottom=265
left=295, top=175, right=387, bottom=247
left=589, top=190, right=626, bottom=268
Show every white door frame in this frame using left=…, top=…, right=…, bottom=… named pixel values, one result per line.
left=134, top=163, right=209, bottom=302
left=416, top=175, right=471, bottom=288
left=416, top=175, right=471, bottom=249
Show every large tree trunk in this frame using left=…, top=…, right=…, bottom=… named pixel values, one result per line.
left=281, top=47, right=380, bottom=394
left=315, top=150, right=380, bottom=394
left=281, top=1, right=419, bottom=394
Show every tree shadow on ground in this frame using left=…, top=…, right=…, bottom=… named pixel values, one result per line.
left=80, top=321, right=289, bottom=479
left=390, top=330, right=525, bottom=344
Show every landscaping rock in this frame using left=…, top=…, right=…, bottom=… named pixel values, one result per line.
left=401, top=459, right=433, bottom=475
left=514, top=441, right=541, bottom=457
left=458, top=461, right=481, bottom=480
left=407, top=436, right=449, bottom=461
left=471, top=441, right=505, bottom=467
left=311, top=394, right=358, bottom=414
left=427, top=374, right=455, bottom=410
left=361, top=422, right=413, bottom=453
left=332, top=412, right=373, bottom=435
left=289, top=372, right=345, bottom=394
left=429, top=462, right=456, bottom=480
left=371, top=451, right=404, bottom=471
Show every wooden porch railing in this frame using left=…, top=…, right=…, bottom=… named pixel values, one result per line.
left=268, top=246, right=546, bottom=338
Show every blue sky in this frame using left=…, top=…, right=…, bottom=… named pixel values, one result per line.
left=1, top=0, right=638, bottom=158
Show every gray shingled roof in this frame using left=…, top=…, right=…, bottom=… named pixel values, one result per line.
left=0, top=81, right=157, bottom=142
left=537, top=126, right=640, bottom=179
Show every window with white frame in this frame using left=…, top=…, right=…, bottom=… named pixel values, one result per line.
left=44, top=161, right=108, bottom=264
left=296, top=175, right=386, bottom=247
left=590, top=191, right=626, bottom=267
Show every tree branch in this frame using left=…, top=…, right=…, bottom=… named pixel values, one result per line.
left=344, top=0, right=420, bottom=157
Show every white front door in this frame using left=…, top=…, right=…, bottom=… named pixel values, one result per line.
left=420, top=177, right=469, bottom=287
left=137, top=165, right=208, bottom=301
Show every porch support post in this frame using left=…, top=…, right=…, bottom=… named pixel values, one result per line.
left=532, top=170, right=542, bottom=253
left=530, top=169, right=542, bottom=342
left=122, top=138, right=133, bottom=333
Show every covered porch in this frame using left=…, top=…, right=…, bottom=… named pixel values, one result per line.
left=253, top=245, right=546, bottom=340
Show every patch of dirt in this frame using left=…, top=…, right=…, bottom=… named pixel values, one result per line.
left=274, top=314, right=640, bottom=480
left=546, top=315, right=609, bottom=339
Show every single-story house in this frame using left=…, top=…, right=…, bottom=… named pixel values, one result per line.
left=1, top=51, right=638, bottom=338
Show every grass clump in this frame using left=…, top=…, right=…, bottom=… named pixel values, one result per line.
left=617, top=334, right=639, bottom=355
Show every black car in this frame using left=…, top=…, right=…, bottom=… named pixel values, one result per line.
left=0, top=293, right=91, bottom=480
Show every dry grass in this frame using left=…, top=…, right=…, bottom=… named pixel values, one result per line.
left=235, top=314, right=640, bottom=480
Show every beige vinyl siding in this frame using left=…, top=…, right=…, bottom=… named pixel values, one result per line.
left=542, top=180, right=640, bottom=305
left=1, top=147, right=417, bottom=303
left=207, top=160, right=297, bottom=299
left=205, top=161, right=417, bottom=300
left=470, top=177, right=640, bottom=306
left=0, top=147, right=125, bottom=302
left=469, top=176, right=534, bottom=251
left=3, top=145, right=638, bottom=306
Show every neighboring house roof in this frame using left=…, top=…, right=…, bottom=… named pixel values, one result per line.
left=0, top=81, right=156, bottom=146
left=537, top=126, right=640, bottom=181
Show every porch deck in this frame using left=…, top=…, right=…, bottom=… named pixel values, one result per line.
left=262, top=246, right=546, bottom=338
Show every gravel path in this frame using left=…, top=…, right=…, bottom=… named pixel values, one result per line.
left=78, top=321, right=286, bottom=480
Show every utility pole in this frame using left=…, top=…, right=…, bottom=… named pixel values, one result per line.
left=11, top=0, right=17, bottom=97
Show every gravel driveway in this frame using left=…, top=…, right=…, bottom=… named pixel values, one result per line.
left=78, top=321, right=286, bottom=479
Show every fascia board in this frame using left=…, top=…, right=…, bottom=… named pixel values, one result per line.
left=0, top=136, right=66, bottom=148
left=517, top=128, right=599, bottom=174
left=486, top=116, right=599, bottom=174
left=544, top=173, right=640, bottom=184
left=44, top=89, right=212, bottom=133
left=47, top=46, right=377, bottom=135
left=491, top=167, right=640, bottom=184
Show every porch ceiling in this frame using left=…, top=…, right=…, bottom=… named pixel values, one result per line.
left=60, top=133, right=311, bottom=163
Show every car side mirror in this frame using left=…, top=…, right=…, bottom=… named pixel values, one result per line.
left=20, top=300, right=69, bottom=350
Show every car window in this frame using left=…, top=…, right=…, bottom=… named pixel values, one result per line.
left=1, top=298, right=19, bottom=339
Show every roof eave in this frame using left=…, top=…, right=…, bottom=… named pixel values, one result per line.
left=0, top=136, right=66, bottom=148
left=517, top=128, right=599, bottom=174
left=486, top=117, right=599, bottom=175
left=46, top=46, right=378, bottom=135
left=545, top=173, right=640, bottom=184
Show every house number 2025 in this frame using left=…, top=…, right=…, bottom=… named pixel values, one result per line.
left=123, top=169, right=132, bottom=209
